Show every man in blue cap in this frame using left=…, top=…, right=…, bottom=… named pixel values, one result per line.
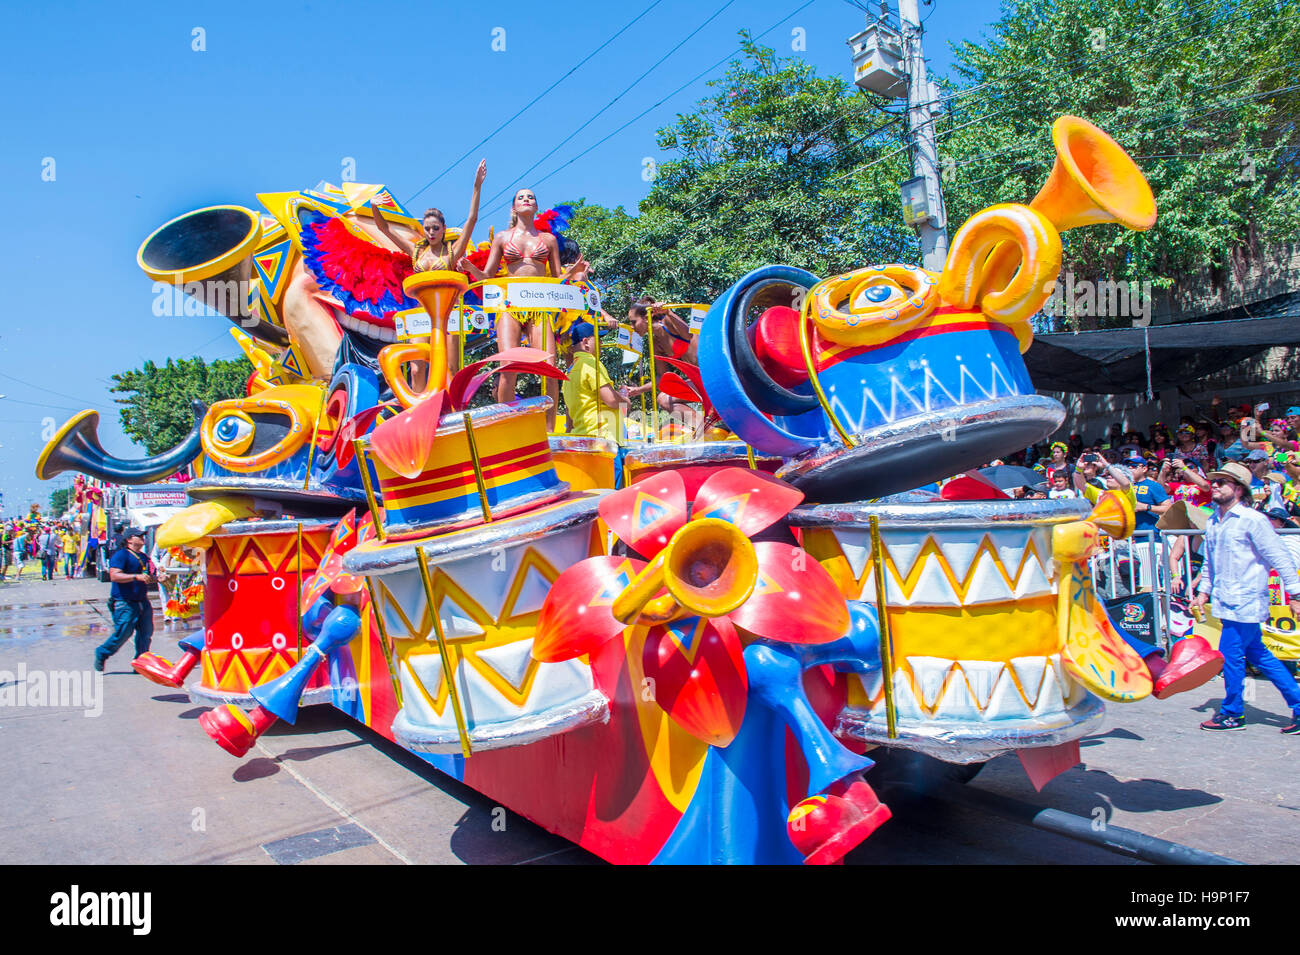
left=94, top=527, right=156, bottom=672
left=561, top=321, right=628, bottom=440
left=1128, top=455, right=1170, bottom=533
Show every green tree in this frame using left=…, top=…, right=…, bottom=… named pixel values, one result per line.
left=110, top=356, right=253, bottom=454
left=938, top=0, right=1300, bottom=327
left=49, top=487, right=72, bottom=514
left=568, top=33, right=915, bottom=318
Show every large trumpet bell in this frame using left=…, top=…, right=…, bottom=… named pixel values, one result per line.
left=137, top=205, right=288, bottom=345
left=612, top=519, right=760, bottom=624
left=401, top=270, right=469, bottom=398
left=36, top=403, right=205, bottom=484
left=970, top=115, right=1157, bottom=314
left=1033, top=116, right=1157, bottom=232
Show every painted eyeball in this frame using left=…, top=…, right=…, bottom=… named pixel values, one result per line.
left=211, top=412, right=255, bottom=455
left=851, top=280, right=908, bottom=314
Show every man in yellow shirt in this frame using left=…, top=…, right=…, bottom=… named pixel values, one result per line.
left=61, top=527, right=79, bottom=579
left=561, top=321, right=628, bottom=440
left=1072, top=452, right=1136, bottom=507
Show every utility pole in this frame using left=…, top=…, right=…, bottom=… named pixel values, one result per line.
left=847, top=2, right=949, bottom=270
left=897, top=0, right=948, bottom=271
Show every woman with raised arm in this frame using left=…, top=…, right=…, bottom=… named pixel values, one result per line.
left=367, top=160, right=486, bottom=381
left=372, top=159, right=487, bottom=274
left=461, top=187, right=586, bottom=428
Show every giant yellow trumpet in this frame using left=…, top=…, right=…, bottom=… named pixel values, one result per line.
left=939, top=115, right=1157, bottom=351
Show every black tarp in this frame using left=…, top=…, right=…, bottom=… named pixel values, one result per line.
left=1025, top=293, right=1300, bottom=394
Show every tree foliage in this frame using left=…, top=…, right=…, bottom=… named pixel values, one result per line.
left=940, top=0, right=1300, bottom=324
left=110, top=356, right=253, bottom=455
left=49, top=487, right=72, bottom=514
left=568, top=33, right=915, bottom=317
left=567, top=2, right=1299, bottom=329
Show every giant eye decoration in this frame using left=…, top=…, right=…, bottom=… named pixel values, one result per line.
left=201, top=386, right=316, bottom=472
left=210, top=412, right=255, bottom=455
left=810, top=264, right=939, bottom=347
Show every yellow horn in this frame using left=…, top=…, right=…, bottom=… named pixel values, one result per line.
left=937, top=204, right=1061, bottom=347
left=1033, top=115, right=1157, bottom=233
left=1089, top=488, right=1136, bottom=541
left=611, top=519, right=759, bottom=625
left=941, top=115, right=1158, bottom=349
left=401, top=269, right=469, bottom=398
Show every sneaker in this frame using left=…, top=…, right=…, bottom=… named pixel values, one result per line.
left=93, top=657, right=104, bottom=673
left=1282, top=715, right=1300, bottom=735
left=1200, top=712, right=1245, bottom=730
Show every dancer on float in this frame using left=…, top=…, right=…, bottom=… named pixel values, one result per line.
left=626, top=298, right=703, bottom=437
left=371, top=159, right=487, bottom=375
left=460, top=187, right=587, bottom=430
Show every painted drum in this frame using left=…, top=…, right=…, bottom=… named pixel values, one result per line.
left=621, top=441, right=782, bottom=497
left=373, top=398, right=570, bottom=540
left=788, top=497, right=1104, bottom=762
left=188, top=519, right=336, bottom=707
left=699, top=264, right=1066, bottom=503
left=343, top=492, right=610, bottom=753
left=548, top=435, right=619, bottom=491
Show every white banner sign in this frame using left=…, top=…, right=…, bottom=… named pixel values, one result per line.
left=127, top=487, right=190, bottom=509
left=394, top=310, right=432, bottom=339
left=482, top=282, right=589, bottom=312
left=689, top=307, right=707, bottom=332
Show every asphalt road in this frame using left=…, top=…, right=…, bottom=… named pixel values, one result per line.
left=2, top=575, right=1296, bottom=865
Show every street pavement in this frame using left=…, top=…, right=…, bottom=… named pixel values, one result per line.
left=1, top=575, right=1296, bottom=865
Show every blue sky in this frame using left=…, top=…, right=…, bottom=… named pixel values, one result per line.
left=0, top=0, right=1003, bottom=516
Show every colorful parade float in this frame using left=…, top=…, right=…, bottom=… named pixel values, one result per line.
left=37, top=115, right=1223, bottom=864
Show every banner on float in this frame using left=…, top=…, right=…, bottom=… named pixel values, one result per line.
left=481, top=282, right=590, bottom=313
left=127, top=487, right=189, bottom=509
left=611, top=324, right=644, bottom=357
left=1265, top=571, right=1300, bottom=657
left=1105, top=592, right=1155, bottom=646
left=689, top=307, right=707, bottom=333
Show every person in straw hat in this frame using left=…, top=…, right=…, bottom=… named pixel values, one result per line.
left=1193, top=461, right=1300, bottom=733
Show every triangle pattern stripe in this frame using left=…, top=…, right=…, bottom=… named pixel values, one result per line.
left=474, top=639, right=538, bottom=693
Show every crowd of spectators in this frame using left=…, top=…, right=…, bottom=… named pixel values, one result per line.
left=997, top=401, right=1300, bottom=526
left=0, top=520, right=86, bottom=582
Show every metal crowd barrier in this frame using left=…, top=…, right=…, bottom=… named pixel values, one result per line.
left=1089, top=525, right=1300, bottom=651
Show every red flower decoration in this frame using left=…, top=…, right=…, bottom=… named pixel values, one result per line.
left=533, top=468, right=849, bottom=746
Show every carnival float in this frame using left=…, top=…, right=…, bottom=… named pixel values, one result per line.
left=36, top=115, right=1224, bottom=864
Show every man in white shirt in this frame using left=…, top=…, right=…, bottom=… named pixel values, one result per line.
left=1192, top=462, right=1300, bottom=733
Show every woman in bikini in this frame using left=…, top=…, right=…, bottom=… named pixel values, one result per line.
left=371, top=160, right=487, bottom=377
left=461, top=187, right=586, bottom=428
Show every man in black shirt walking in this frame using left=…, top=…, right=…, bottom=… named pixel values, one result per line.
left=93, top=528, right=156, bottom=672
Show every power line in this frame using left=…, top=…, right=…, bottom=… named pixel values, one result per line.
left=482, top=0, right=819, bottom=219
left=478, top=0, right=739, bottom=216
left=0, top=372, right=111, bottom=409
left=406, top=0, right=668, bottom=205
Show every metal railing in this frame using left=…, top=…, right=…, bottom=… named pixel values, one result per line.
left=1091, top=525, right=1300, bottom=651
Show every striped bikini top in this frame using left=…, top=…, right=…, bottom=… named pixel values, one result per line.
left=502, top=229, right=549, bottom=263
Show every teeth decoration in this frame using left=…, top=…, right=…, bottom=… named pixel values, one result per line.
left=861, top=653, right=1078, bottom=722
left=334, top=308, right=398, bottom=343
left=841, top=527, right=1056, bottom=607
